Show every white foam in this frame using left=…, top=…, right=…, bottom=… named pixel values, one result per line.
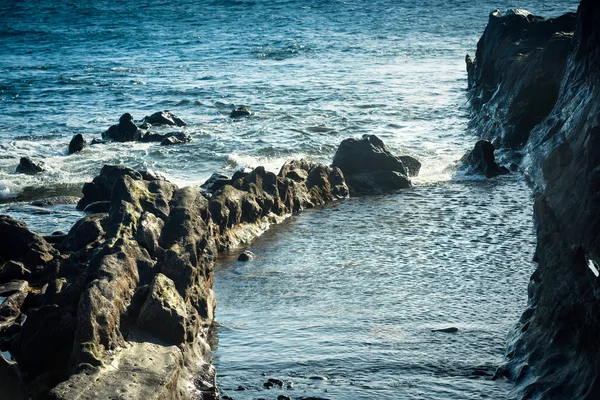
left=588, top=259, right=599, bottom=278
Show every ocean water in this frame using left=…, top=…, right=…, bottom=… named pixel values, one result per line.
left=0, top=0, right=579, bottom=398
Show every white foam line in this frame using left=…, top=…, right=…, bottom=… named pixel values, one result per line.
left=588, top=259, right=599, bottom=278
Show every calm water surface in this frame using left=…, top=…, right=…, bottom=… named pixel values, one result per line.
left=0, top=0, right=579, bottom=398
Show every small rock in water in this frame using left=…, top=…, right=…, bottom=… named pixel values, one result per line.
left=90, top=138, right=108, bottom=145
left=230, top=106, right=253, bottom=118
left=142, top=110, right=187, bottom=127
left=68, top=133, right=87, bottom=155
left=235, top=385, right=248, bottom=391
left=278, top=396, right=293, bottom=400
left=309, top=376, right=328, bottom=381
left=160, top=132, right=192, bottom=146
left=432, top=327, right=459, bottom=333
left=267, top=378, right=284, bottom=387
left=399, top=155, right=422, bottom=177
left=15, top=157, right=45, bottom=175
left=238, top=250, right=255, bottom=262
left=263, top=381, right=274, bottom=389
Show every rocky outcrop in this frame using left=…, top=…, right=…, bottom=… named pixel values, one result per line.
left=468, top=8, right=577, bottom=150
left=102, top=113, right=191, bottom=145
left=142, top=110, right=187, bottom=127
left=68, top=134, right=86, bottom=155
left=15, top=157, right=45, bottom=175
left=462, top=140, right=510, bottom=178
left=469, top=1, right=600, bottom=398
left=0, top=135, right=414, bottom=399
left=332, top=134, right=413, bottom=194
left=103, top=113, right=144, bottom=142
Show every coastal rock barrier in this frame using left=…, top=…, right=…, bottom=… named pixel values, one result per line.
left=468, top=1, right=600, bottom=398
left=0, top=134, right=417, bottom=399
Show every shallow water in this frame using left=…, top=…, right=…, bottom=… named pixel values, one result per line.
left=0, top=0, right=579, bottom=398
left=214, top=176, right=536, bottom=399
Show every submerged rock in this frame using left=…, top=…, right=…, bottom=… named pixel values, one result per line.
left=237, top=250, right=255, bottom=262
left=432, top=327, right=459, bottom=333
left=68, top=134, right=86, bottom=155
left=15, top=158, right=45, bottom=175
left=230, top=106, right=253, bottom=118
left=159, top=131, right=192, bottom=146
left=462, top=140, right=509, bottom=178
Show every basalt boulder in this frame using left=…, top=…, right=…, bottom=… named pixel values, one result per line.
left=15, top=158, right=45, bottom=175
left=141, top=110, right=187, bottom=127
left=68, top=134, right=86, bottom=155
left=332, top=134, right=414, bottom=194
left=159, top=132, right=192, bottom=146
left=102, top=113, right=144, bottom=142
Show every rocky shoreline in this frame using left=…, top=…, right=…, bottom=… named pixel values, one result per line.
left=468, top=0, right=600, bottom=398
left=0, top=134, right=417, bottom=399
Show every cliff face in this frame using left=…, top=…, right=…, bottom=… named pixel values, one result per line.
left=469, top=1, right=600, bottom=399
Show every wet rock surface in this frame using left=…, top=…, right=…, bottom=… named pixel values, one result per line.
left=0, top=134, right=413, bottom=399
left=469, top=1, right=600, bottom=398
left=468, top=8, right=577, bottom=149
left=15, top=157, right=45, bottom=175
left=141, top=110, right=187, bottom=127
left=101, top=112, right=191, bottom=145
left=332, top=134, right=414, bottom=194
left=462, top=140, right=509, bottom=178
left=68, top=134, right=86, bottom=155
left=102, top=113, right=144, bottom=142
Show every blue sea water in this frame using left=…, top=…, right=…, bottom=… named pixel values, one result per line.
left=0, top=0, right=579, bottom=399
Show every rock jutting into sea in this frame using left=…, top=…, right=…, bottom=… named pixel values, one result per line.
left=0, top=134, right=417, bottom=399
left=101, top=111, right=191, bottom=145
left=468, top=1, right=600, bottom=398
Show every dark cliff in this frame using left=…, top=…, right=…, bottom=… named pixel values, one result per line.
left=469, top=1, right=600, bottom=399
